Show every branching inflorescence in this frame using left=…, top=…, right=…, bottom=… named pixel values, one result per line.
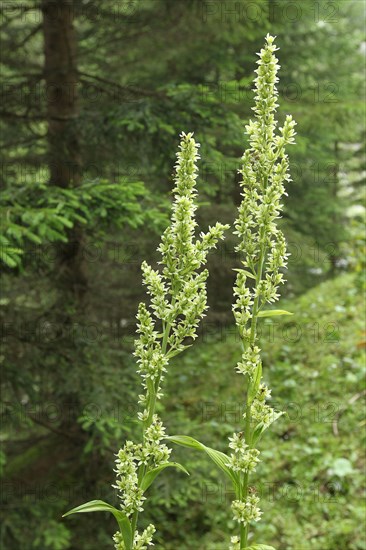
left=64, top=34, right=296, bottom=550
left=169, top=35, right=296, bottom=550
left=64, top=132, right=229, bottom=549
left=113, top=132, right=229, bottom=548
left=228, top=33, right=296, bottom=549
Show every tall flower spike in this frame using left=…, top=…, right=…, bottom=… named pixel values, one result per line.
left=113, top=132, right=229, bottom=549
left=142, top=35, right=297, bottom=550
left=63, top=132, right=229, bottom=550
left=230, top=34, right=296, bottom=549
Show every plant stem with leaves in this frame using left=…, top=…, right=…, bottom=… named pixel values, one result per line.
left=168, top=35, right=296, bottom=550
left=228, top=33, right=296, bottom=550
left=63, top=132, right=229, bottom=549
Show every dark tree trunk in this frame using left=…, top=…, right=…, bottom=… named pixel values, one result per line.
left=42, top=0, right=87, bottom=301
left=42, top=0, right=80, bottom=187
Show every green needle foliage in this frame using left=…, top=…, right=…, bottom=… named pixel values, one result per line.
left=63, top=132, right=229, bottom=549
left=169, top=35, right=296, bottom=550
left=0, top=179, right=148, bottom=268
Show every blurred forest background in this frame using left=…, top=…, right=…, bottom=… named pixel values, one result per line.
left=1, top=1, right=365, bottom=549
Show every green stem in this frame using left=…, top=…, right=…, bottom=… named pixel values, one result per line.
left=131, top=465, right=145, bottom=535
left=240, top=523, right=246, bottom=546
left=131, top=313, right=173, bottom=543
left=240, top=234, right=266, bottom=550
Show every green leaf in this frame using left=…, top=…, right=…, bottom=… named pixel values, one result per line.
left=141, top=462, right=189, bottom=492
left=257, top=310, right=293, bottom=318
left=244, top=545, right=276, bottom=550
left=0, top=251, right=19, bottom=267
left=166, top=435, right=239, bottom=487
left=23, top=230, right=42, bottom=244
left=57, top=216, right=74, bottom=228
left=252, top=422, right=267, bottom=445
left=233, top=268, right=256, bottom=280
left=166, top=344, right=192, bottom=359
left=146, top=377, right=155, bottom=398
left=63, top=500, right=132, bottom=549
left=248, top=361, right=262, bottom=405
left=166, top=435, right=203, bottom=450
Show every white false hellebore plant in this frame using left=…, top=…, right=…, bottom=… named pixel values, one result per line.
left=167, top=35, right=296, bottom=550
left=63, top=132, right=229, bottom=549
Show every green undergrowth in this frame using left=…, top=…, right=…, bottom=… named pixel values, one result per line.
left=145, top=273, right=365, bottom=549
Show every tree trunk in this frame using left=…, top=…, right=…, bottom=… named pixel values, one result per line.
left=42, top=0, right=87, bottom=300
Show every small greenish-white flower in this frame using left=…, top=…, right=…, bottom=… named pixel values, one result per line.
left=257, top=382, right=272, bottom=401
left=228, top=432, right=248, bottom=452
left=229, top=535, right=240, bottom=550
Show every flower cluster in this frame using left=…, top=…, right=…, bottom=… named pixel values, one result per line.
left=251, top=382, right=283, bottom=429
left=229, top=34, right=296, bottom=540
left=226, top=432, right=260, bottom=473
left=113, top=443, right=145, bottom=517
left=233, top=34, right=296, bottom=346
left=114, top=132, right=228, bottom=548
left=113, top=524, right=155, bottom=550
left=113, top=416, right=171, bottom=518
left=231, top=495, right=262, bottom=525
left=236, top=345, right=261, bottom=377
left=134, top=133, right=229, bottom=419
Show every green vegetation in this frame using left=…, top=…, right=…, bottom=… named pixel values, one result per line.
left=63, top=132, right=229, bottom=549
left=1, top=0, right=365, bottom=548
left=156, top=274, right=365, bottom=549
left=167, top=34, right=297, bottom=550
